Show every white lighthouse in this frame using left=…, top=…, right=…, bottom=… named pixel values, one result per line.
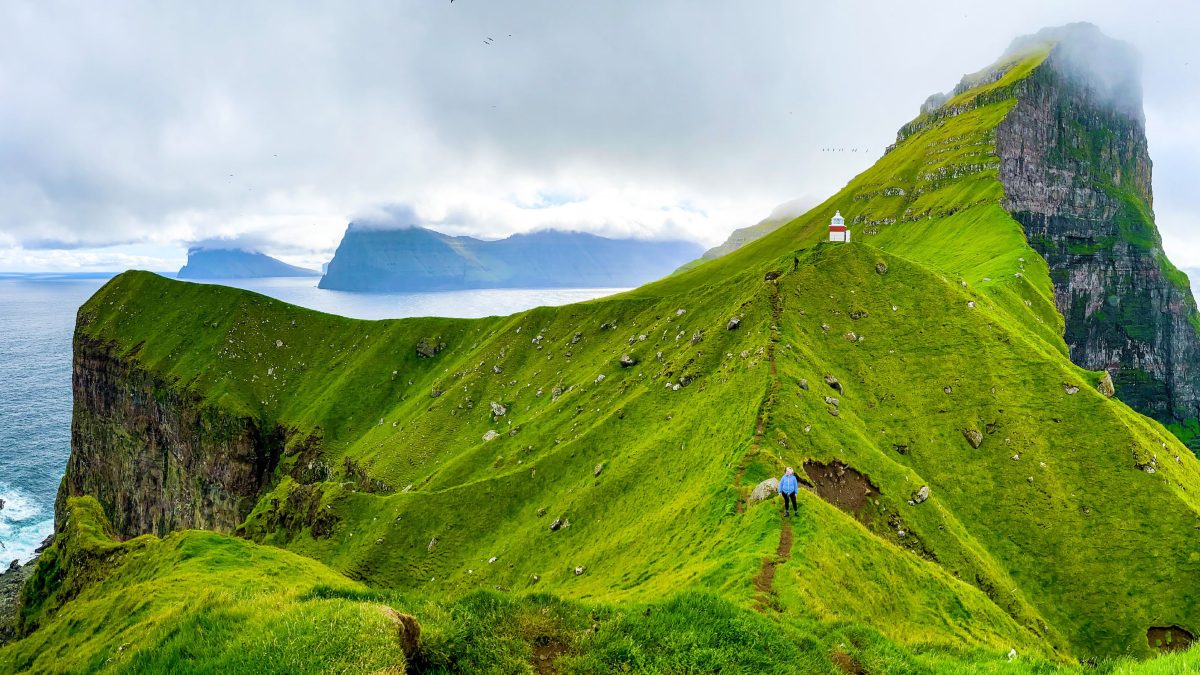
left=829, top=210, right=849, bottom=242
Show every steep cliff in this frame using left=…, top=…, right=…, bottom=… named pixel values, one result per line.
left=993, top=25, right=1200, bottom=440
left=57, top=332, right=284, bottom=538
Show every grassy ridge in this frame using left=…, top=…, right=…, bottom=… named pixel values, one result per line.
left=8, top=41, right=1200, bottom=672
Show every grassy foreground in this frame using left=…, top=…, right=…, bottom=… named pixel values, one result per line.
left=7, top=497, right=1200, bottom=674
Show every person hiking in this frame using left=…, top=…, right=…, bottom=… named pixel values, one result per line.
left=778, top=467, right=799, bottom=516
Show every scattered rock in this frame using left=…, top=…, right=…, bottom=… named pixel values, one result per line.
left=619, top=354, right=637, bottom=368
left=967, top=301, right=976, bottom=308
left=427, top=538, right=439, bottom=552
left=824, top=396, right=839, bottom=406
left=821, top=323, right=830, bottom=332
left=594, top=374, right=606, bottom=384
left=875, top=262, right=888, bottom=274
left=827, top=407, right=840, bottom=417
left=1063, top=384, right=1079, bottom=395
left=490, top=401, right=507, bottom=417
left=691, top=330, right=703, bottom=345
left=531, top=575, right=540, bottom=583
left=676, top=309, right=686, bottom=316
left=799, top=378, right=809, bottom=390
left=574, top=566, right=585, bottom=576
left=536, top=507, right=547, bottom=517
left=482, top=430, right=500, bottom=442
left=489, top=556, right=498, bottom=564
left=748, top=477, right=780, bottom=503
left=549, top=518, right=564, bottom=531
left=1098, top=371, right=1116, bottom=397
left=962, top=428, right=983, bottom=449
left=764, top=271, right=781, bottom=281
left=600, top=321, right=616, bottom=330
left=572, top=332, right=583, bottom=344
left=594, top=463, right=604, bottom=477
left=943, top=386, right=953, bottom=394
left=492, top=364, right=503, bottom=374
left=893, top=443, right=909, bottom=455
left=727, top=317, right=741, bottom=330
left=844, top=331, right=858, bottom=342
left=431, top=387, right=444, bottom=398
left=823, top=375, right=843, bottom=394
left=1011, top=453, right=1021, bottom=461
left=849, top=310, right=868, bottom=320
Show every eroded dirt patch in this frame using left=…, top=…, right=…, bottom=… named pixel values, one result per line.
left=1148, top=625, right=1194, bottom=653
left=532, top=638, right=569, bottom=674
left=830, top=649, right=865, bottom=674
left=803, top=460, right=879, bottom=516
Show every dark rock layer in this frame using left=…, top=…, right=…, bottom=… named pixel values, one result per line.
left=995, top=27, right=1200, bottom=437
left=57, top=335, right=284, bottom=538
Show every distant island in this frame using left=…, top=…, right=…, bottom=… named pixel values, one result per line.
left=318, top=225, right=704, bottom=292
left=177, top=248, right=321, bottom=280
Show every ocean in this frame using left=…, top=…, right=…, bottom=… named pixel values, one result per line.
left=0, top=274, right=624, bottom=564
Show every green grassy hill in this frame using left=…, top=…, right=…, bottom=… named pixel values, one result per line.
left=7, top=27, right=1200, bottom=674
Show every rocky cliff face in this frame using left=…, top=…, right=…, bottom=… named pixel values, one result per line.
left=994, top=25, right=1200, bottom=437
left=57, top=334, right=284, bottom=538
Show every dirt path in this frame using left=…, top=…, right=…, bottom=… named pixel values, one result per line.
left=753, top=519, right=793, bottom=612
left=733, top=275, right=785, bottom=513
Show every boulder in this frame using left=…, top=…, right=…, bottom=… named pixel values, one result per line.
left=1098, top=371, right=1116, bottom=397
left=727, top=317, right=741, bottom=330
left=482, top=430, right=499, bottom=442
left=875, top=262, right=888, bottom=274
left=593, top=463, right=604, bottom=477
left=549, top=518, right=564, bottom=531
left=619, top=354, right=637, bottom=368
left=844, top=331, right=858, bottom=342
left=748, top=478, right=780, bottom=504
left=911, top=485, right=930, bottom=504
left=490, top=401, right=507, bottom=417
left=823, top=375, right=843, bottom=393
left=574, top=566, right=586, bottom=576
left=963, top=428, right=983, bottom=449
left=1063, top=383, right=1080, bottom=395
left=799, top=379, right=809, bottom=390
left=415, top=338, right=445, bottom=358
left=824, top=396, right=839, bottom=406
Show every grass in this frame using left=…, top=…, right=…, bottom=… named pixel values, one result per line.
left=8, top=34, right=1200, bottom=674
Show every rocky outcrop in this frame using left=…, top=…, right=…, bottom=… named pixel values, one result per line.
left=58, top=335, right=284, bottom=539
left=995, top=25, right=1200, bottom=438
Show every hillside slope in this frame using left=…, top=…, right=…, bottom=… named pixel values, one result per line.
left=8, top=23, right=1200, bottom=673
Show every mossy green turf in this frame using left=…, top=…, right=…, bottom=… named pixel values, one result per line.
left=8, top=45, right=1200, bottom=672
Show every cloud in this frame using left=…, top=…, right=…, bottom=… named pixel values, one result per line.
left=0, top=1, right=1197, bottom=271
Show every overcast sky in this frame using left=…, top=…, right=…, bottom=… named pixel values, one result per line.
left=0, top=1, right=1197, bottom=272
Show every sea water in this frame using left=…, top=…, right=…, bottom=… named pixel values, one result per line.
left=0, top=274, right=623, bottom=563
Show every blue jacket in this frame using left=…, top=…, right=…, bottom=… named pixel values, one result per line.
left=778, top=473, right=799, bottom=495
